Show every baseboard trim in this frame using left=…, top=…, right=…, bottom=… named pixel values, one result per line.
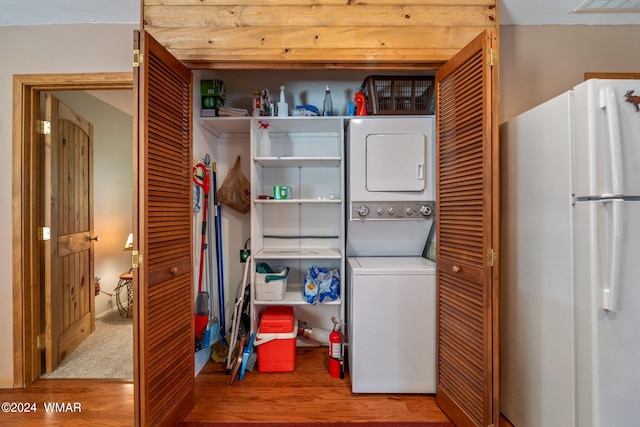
left=0, top=378, right=14, bottom=389
left=95, top=306, right=120, bottom=320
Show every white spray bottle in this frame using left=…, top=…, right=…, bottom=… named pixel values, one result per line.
left=277, top=85, right=288, bottom=117
left=258, top=120, right=271, bottom=157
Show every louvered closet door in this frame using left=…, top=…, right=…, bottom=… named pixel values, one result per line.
left=134, top=30, right=195, bottom=426
left=435, top=29, right=500, bottom=427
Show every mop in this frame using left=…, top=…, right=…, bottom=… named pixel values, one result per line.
left=212, top=162, right=227, bottom=347
left=202, top=156, right=220, bottom=349
left=209, top=161, right=231, bottom=364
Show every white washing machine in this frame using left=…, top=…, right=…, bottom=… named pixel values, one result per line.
left=345, top=117, right=437, bottom=394
left=347, top=256, right=436, bottom=393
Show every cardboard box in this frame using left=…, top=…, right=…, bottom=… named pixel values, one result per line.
left=200, top=79, right=226, bottom=116
left=256, top=306, right=296, bottom=372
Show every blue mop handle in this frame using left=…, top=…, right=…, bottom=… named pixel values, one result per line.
left=212, top=162, right=226, bottom=341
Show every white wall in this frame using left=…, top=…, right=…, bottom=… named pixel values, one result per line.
left=3, top=21, right=639, bottom=388
left=0, top=24, right=136, bottom=387
left=500, top=25, right=640, bottom=123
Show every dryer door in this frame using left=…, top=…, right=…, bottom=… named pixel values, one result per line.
left=366, top=133, right=425, bottom=192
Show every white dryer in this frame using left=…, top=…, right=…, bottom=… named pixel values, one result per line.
left=346, top=117, right=435, bottom=257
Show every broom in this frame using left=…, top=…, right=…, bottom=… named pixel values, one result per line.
left=193, top=161, right=211, bottom=350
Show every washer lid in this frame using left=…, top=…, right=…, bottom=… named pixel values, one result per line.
left=348, top=256, right=435, bottom=275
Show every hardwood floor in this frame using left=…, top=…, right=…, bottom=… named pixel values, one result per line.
left=183, top=347, right=452, bottom=426
left=0, top=379, right=134, bottom=426
left=0, top=348, right=515, bottom=426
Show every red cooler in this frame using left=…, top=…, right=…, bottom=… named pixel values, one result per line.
left=256, top=306, right=296, bottom=372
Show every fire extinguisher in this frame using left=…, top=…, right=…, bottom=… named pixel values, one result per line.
left=329, top=317, right=344, bottom=379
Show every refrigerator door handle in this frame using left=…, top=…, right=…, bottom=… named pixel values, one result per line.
left=602, top=199, right=624, bottom=312
left=600, top=87, right=624, bottom=197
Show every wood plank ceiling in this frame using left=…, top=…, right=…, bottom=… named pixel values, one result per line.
left=142, top=0, right=498, bottom=69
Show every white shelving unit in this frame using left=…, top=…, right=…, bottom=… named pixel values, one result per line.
left=249, top=117, right=346, bottom=334
left=199, top=116, right=346, bottom=336
left=198, top=116, right=249, bottom=138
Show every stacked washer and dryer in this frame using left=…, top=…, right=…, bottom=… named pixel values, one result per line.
left=345, top=116, right=437, bottom=393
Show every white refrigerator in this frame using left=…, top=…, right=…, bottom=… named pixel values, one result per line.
left=501, top=79, right=640, bottom=427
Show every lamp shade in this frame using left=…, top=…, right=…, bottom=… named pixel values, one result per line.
left=124, top=233, right=133, bottom=251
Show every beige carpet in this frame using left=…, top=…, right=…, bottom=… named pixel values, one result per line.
left=41, top=309, right=133, bottom=379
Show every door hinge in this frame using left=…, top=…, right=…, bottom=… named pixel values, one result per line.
left=36, top=334, right=44, bottom=349
left=133, top=49, right=143, bottom=67
left=36, top=120, right=50, bottom=135
left=487, top=48, right=496, bottom=67
left=487, top=248, right=497, bottom=267
left=37, top=226, right=51, bottom=241
left=132, top=250, right=142, bottom=268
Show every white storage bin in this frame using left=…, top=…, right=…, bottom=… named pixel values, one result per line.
left=255, top=267, right=289, bottom=301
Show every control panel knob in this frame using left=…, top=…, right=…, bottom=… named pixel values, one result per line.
left=420, top=205, right=433, bottom=216
left=376, top=207, right=384, bottom=215
left=406, top=207, right=414, bottom=215
left=357, top=205, right=369, bottom=217
left=387, top=207, right=395, bottom=215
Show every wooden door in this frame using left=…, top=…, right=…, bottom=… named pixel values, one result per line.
left=434, top=29, right=500, bottom=427
left=133, top=30, right=195, bottom=426
left=43, top=94, right=96, bottom=372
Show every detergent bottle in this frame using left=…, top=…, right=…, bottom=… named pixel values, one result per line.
left=355, top=92, right=368, bottom=116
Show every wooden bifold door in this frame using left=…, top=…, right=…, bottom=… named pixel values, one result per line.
left=435, top=29, right=500, bottom=427
left=132, top=28, right=499, bottom=427
left=133, top=29, right=195, bottom=426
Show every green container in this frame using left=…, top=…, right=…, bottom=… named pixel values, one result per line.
left=201, top=79, right=225, bottom=97
left=273, top=185, right=291, bottom=200
left=201, top=79, right=226, bottom=110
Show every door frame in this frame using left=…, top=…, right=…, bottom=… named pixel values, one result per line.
left=12, top=72, right=133, bottom=387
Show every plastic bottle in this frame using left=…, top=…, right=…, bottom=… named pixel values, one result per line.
left=277, top=85, right=288, bottom=117
left=252, top=91, right=261, bottom=117
left=355, top=91, right=368, bottom=116
left=258, top=121, right=271, bottom=157
left=323, top=85, right=333, bottom=116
